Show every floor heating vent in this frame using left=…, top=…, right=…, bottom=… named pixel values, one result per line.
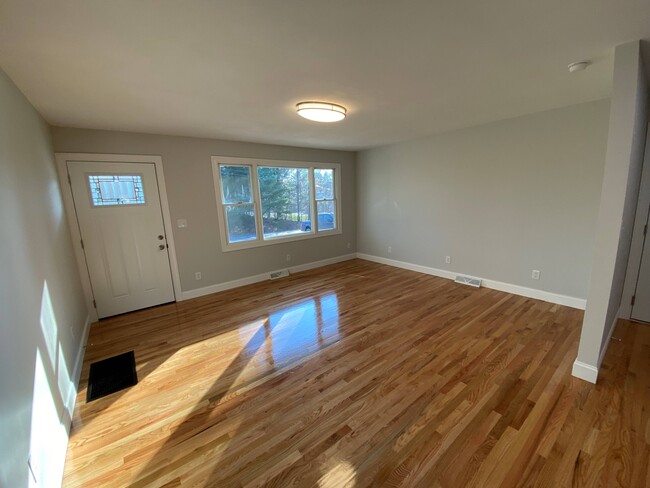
left=455, top=275, right=482, bottom=288
left=269, top=269, right=290, bottom=280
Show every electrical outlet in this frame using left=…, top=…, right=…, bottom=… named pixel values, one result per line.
left=177, top=219, right=187, bottom=228
left=532, top=270, right=540, bottom=280
left=445, top=256, right=451, bottom=264
left=286, top=254, right=291, bottom=262
left=388, top=246, right=392, bottom=254
left=195, top=272, right=202, bottom=281
left=347, top=242, right=351, bottom=249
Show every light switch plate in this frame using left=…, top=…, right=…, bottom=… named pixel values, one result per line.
left=177, top=219, right=187, bottom=228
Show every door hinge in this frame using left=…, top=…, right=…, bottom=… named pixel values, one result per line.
left=67, top=173, right=71, bottom=185
left=80, top=239, right=84, bottom=249
left=644, top=224, right=648, bottom=236
left=92, top=299, right=97, bottom=309
left=631, top=295, right=636, bottom=306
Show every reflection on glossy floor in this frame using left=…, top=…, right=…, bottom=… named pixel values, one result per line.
left=63, top=259, right=650, bottom=487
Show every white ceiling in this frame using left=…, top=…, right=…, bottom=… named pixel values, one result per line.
left=1, top=1, right=649, bottom=150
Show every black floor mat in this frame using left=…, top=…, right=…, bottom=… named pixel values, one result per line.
left=87, top=351, right=138, bottom=402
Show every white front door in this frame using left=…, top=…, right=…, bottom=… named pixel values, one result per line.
left=68, top=161, right=175, bottom=318
left=632, top=206, right=650, bottom=323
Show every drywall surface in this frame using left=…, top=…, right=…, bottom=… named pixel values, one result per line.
left=620, top=41, right=650, bottom=319
left=575, top=40, right=649, bottom=375
left=0, top=69, right=87, bottom=487
left=51, top=127, right=356, bottom=292
left=357, top=100, right=609, bottom=300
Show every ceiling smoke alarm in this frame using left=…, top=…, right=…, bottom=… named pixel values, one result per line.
left=568, top=61, right=591, bottom=73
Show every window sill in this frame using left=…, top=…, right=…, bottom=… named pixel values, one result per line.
left=221, top=228, right=342, bottom=252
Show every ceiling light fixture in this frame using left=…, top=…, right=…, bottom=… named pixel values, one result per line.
left=296, top=101, right=346, bottom=122
left=568, top=60, right=591, bottom=73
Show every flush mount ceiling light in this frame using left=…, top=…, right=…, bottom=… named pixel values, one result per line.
left=296, top=101, right=346, bottom=122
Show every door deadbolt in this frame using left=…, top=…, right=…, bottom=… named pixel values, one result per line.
left=158, top=235, right=164, bottom=240
left=158, top=244, right=166, bottom=250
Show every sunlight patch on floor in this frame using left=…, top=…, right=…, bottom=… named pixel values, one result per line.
left=318, top=459, right=357, bottom=487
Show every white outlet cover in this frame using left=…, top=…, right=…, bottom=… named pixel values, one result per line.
left=195, top=272, right=202, bottom=280
left=177, top=219, right=187, bottom=228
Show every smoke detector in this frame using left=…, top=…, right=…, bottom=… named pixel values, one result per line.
left=568, top=61, right=591, bottom=73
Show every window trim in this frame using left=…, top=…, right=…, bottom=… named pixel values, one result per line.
left=211, top=156, right=342, bottom=252
left=313, top=168, right=337, bottom=232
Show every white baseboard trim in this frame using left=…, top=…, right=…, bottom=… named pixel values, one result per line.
left=355, top=253, right=587, bottom=310
left=51, top=313, right=91, bottom=487
left=182, top=271, right=271, bottom=300
left=66, top=313, right=92, bottom=418
left=181, top=253, right=357, bottom=301
left=288, top=253, right=357, bottom=274
left=356, top=253, right=456, bottom=280
left=571, top=360, right=598, bottom=383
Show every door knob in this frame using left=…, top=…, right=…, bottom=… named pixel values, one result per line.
left=158, top=244, right=166, bottom=250
left=158, top=235, right=164, bottom=240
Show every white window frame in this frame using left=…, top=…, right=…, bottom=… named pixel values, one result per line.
left=211, top=156, right=342, bottom=252
left=313, top=168, right=338, bottom=232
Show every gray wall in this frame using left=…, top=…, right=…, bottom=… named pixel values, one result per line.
left=0, top=70, right=87, bottom=486
left=619, top=40, right=650, bottom=320
left=575, top=40, right=649, bottom=372
left=357, top=100, right=610, bottom=299
left=51, top=128, right=357, bottom=293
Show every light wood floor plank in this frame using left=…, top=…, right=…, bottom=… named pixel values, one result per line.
left=63, top=259, right=650, bottom=487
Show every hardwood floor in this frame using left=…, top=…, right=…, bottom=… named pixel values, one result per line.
left=63, top=259, right=650, bottom=487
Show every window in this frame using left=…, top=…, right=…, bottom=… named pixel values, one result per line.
left=258, top=166, right=311, bottom=239
left=88, top=174, right=145, bottom=206
left=212, top=157, right=341, bottom=251
left=314, top=169, right=336, bottom=231
left=219, top=165, right=257, bottom=242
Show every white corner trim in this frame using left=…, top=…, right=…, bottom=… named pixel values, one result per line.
left=181, top=253, right=357, bottom=300
left=597, top=307, right=620, bottom=369
left=572, top=360, right=598, bottom=383
left=355, top=253, right=587, bottom=310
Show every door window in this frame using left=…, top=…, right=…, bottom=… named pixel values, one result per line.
left=88, top=174, right=146, bottom=206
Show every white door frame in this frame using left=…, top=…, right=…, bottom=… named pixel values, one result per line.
left=56, top=153, right=183, bottom=322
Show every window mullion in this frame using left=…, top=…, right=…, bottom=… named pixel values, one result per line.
left=335, top=167, right=341, bottom=232
left=309, top=167, right=317, bottom=234
left=250, top=163, right=264, bottom=241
